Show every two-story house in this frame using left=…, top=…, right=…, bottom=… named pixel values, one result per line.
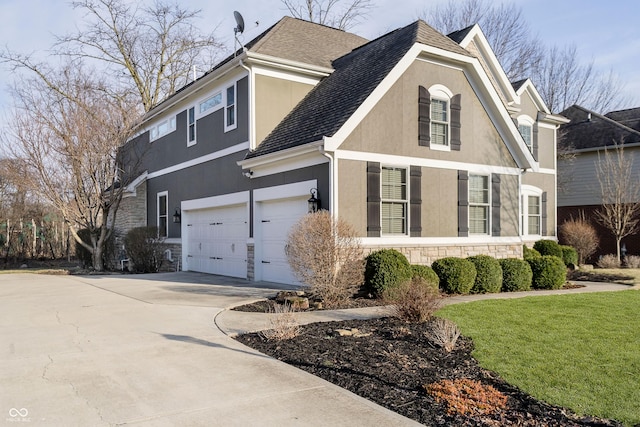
left=118, top=16, right=566, bottom=285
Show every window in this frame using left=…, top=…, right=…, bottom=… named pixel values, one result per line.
left=518, top=124, right=532, bottom=152
left=149, top=116, right=177, bottom=141
left=521, top=186, right=543, bottom=236
left=225, top=84, right=236, bottom=131
left=381, top=167, right=407, bottom=234
left=469, top=175, right=490, bottom=234
left=187, top=107, right=196, bottom=146
left=431, top=98, right=449, bottom=146
left=199, top=92, right=222, bottom=114
left=157, top=192, right=168, bottom=238
left=527, top=195, right=541, bottom=235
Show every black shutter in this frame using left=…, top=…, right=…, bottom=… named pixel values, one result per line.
left=491, top=174, right=501, bottom=236
left=532, top=123, right=539, bottom=161
left=541, top=191, right=548, bottom=236
left=367, top=162, right=381, bottom=237
left=418, top=86, right=431, bottom=147
left=410, top=166, right=422, bottom=237
left=458, top=170, right=469, bottom=237
left=451, top=94, right=462, bottom=151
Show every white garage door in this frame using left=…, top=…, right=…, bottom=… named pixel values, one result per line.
left=258, top=197, right=308, bottom=285
left=185, top=204, right=248, bottom=278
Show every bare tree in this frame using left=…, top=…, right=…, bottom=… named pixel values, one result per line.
left=52, top=0, right=222, bottom=112
left=559, top=212, right=599, bottom=265
left=282, top=0, right=373, bottom=30
left=286, top=211, right=364, bottom=308
left=421, top=0, right=543, bottom=81
left=3, top=63, right=142, bottom=270
left=594, top=142, right=640, bottom=262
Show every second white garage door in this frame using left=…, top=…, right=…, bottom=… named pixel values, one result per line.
left=185, top=204, right=248, bottom=278
left=257, top=197, right=308, bottom=285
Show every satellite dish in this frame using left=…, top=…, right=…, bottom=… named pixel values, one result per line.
left=234, top=11, right=245, bottom=35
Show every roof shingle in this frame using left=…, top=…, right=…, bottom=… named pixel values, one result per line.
left=559, top=105, right=640, bottom=150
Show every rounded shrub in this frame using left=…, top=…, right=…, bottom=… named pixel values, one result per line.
left=431, top=257, right=477, bottom=295
left=523, top=245, right=541, bottom=260
left=527, top=255, right=567, bottom=290
left=560, top=245, right=578, bottom=267
left=364, top=249, right=412, bottom=296
left=411, top=264, right=440, bottom=290
left=467, top=255, right=502, bottom=294
left=499, top=258, right=532, bottom=292
left=124, top=226, right=165, bottom=273
left=533, top=239, right=563, bottom=258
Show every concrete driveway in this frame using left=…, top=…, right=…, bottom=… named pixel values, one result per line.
left=0, top=272, right=417, bottom=426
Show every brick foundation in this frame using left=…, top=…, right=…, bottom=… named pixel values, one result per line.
left=364, top=243, right=523, bottom=265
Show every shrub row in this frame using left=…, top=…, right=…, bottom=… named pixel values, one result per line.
left=364, top=244, right=570, bottom=296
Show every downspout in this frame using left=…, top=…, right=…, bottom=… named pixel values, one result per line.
left=319, top=141, right=336, bottom=218
left=239, top=59, right=254, bottom=150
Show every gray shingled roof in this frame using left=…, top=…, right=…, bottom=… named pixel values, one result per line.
left=246, top=20, right=472, bottom=159
left=447, top=24, right=475, bottom=44
left=605, top=107, right=640, bottom=132
left=559, top=105, right=640, bottom=150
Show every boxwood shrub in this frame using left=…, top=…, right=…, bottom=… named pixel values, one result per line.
left=560, top=245, right=578, bottom=267
left=364, top=249, right=412, bottom=296
left=523, top=245, right=541, bottom=260
left=527, top=255, right=566, bottom=290
left=499, top=258, right=532, bottom=292
left=411, top=264, right=440, bottom=290
left=533, top=239, right=563, bottom=258
left=467, top=255, right=502, bottom=294
left=431, top=257, right=477, bottom=295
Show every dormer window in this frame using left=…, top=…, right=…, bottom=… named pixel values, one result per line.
left=517, top=115, right=536, bottom=158
left=518, top=123, right=532, bottom=152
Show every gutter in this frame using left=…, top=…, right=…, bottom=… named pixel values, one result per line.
left=319, top=141, right=336, bottom=217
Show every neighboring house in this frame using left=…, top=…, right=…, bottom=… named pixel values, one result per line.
left=557, top=105, right=640, bottom=258
left=118, top=16, right=566, bottom=284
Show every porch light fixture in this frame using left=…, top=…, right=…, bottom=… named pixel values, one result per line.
left=172, top=208, right=181, bottom=223
left=308, top=188, right=319, bottom=213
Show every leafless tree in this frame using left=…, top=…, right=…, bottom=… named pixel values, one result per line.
left=52, top=0, right=223, bottom=112
left=3, top=63, right=142, bottom=270
left=421, top=0, right=543, bottom=81
left=282, top=0, right=373, bottom=30
left=594, top=142, right=640, bottom=262
left=286, top=211, right=364, bottom=308
left=559, top=212, right=599, bottom=265
left=422, top=0, right=628, bottom=114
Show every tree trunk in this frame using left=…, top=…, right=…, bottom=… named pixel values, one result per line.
left=616, top=237, right=622, bottom=264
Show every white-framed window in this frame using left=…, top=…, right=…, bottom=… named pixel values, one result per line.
left=225, top=83, right=236, bottom=132
left=157, top=191, right=168, bottom=238
left=381, top=166, right=407, bottom=235
left=199, top=92, right=222, bottom=115
left=428, top=84, right=454, bottom=150
left=517, top=115, right=535, bottom=153
left=521, top=185, right=543, bottom=236
left=149, top=116, right=177, bottom=142
left=469, top=174, right=490, bottom=235
left=187, top=106, right=196, bottom=146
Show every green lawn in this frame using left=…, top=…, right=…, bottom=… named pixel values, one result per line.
left=437, top=290, right=640, bottom=426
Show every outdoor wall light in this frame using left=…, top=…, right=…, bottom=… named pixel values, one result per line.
left=172, top=208, right=181, bottom=223
left=308, top=188, right=319, bottom=213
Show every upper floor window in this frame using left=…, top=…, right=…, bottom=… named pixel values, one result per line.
left=149, top=116, right=176, bottom=142
left=517, top=115, right=535, bottom=154
left=381, top=166, right=407, bottom=235
left=431, top=98, right=449, bottom=146
left=187, top=107, right=196, bottom=146
left=157, top=191, right=168, bottom=238
left=199, top=92, right=222, bottom=114
left=469, top=174, right=490, bottom=234
left=225, top=84, right=236, bottom=131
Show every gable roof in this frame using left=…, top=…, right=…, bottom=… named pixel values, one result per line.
left=246, top=20, right=471, bottom=159
left=560, top=105, right=640, bottom=151
left=605, top=107, right=640, bottom=132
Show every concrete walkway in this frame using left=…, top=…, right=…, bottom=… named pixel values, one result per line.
left=0, top=272, right=633, bottom=426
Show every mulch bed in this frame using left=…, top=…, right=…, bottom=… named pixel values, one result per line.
left=236, top=316, right=621, bottom=426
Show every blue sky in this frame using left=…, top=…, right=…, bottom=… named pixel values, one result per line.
left=0, top=0, right=638, bottom=128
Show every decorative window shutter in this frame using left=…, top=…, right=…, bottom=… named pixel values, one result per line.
left=532, top=123, right=539, bottom=161
left=491, top=174, right=501, bottom=236
left=410, top=166, right=422, bottom=237
left=458, top=170, right=469, bottom=237
left=451, top=94, right=462, bottom=151
left=367, top=162, right=381, bottom=237
left=418, top=86, right=431, bottom=147
left=541, top=191, right=548, bottom=236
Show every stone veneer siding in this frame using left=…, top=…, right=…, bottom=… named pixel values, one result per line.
left=364, top=243, right=523, bottom=265
left=247, top=243, right=255, bottom=281
left=159, top=242, right=182, bottom=272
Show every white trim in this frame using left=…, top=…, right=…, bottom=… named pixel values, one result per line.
left=157, top=191, right=169, bottom=238
left=224, top=82, right=237, bottom=132
left=187, top=106, right=197, bottom=147
left=164, top=238, right=182, bottom=245
left=536, top=168, right=556, bottom=175
left=247, top=152, right=328, bottom=178
left=521, top=185, right=543, bottom=237
left=253, top=66, right=321, bottom=86
left=245, top=51, right=334, bottom=77
left=182, top=191, right=250, bottom=211
left=253, top=179, right=318, bottom=202
left=123, top=171, right=148, bottom=197
left=238, top=140, right=324, bottom=169
left=380, top=165, right=409, bottom=236
left=148, top=115, right=177, bottom=142
left=147, top=142, right=249, bottom=179
left=468, top=173, right=491, bottom=236
left=334, top=149, right=521, bottom=175
left=362, top=236, right=523, bottom=246
left=515, top=79, right=551, bottom=114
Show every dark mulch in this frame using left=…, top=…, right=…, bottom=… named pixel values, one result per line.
left=236, top=317, right=621, bottom=426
